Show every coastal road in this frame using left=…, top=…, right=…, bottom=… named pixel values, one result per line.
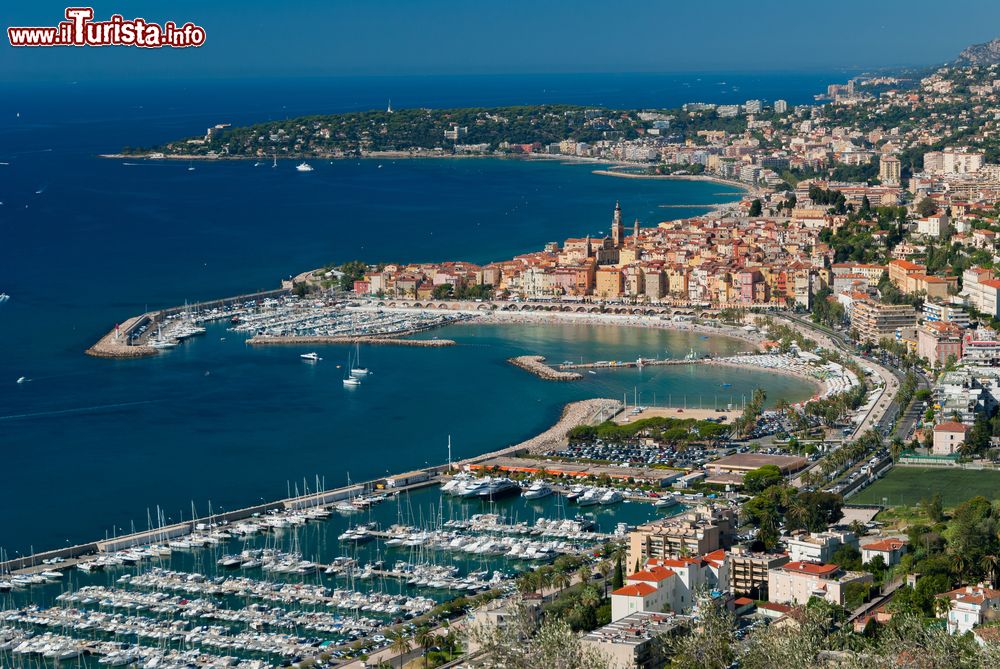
left=778, top=314, right=903, bottom=489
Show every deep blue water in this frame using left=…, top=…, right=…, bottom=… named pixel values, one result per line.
left=0, top=74, right=832, bottom=554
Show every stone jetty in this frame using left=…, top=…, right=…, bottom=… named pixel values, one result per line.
left=85, top=315, right=156, bottom=359
left=508, top=355, right=583, bottom=381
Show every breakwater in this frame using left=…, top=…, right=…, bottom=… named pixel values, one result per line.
left=508, top=355, right=583, bottom=380
left=85, top=287, right=290, bottom=359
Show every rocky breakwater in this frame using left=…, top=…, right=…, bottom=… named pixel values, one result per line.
left=511, top=398, right=622, bottom=455
left=508, top=355, right=583, bottom=381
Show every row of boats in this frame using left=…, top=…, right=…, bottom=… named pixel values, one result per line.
left=146, top=318, right=207, bottom=350
left=1, top=629, right=271, bottom=669
left=441, top=475, right=628, bottom=506
left=125, top=568, right=436, bottom=617
left=230, top=298, right=467, bottom=340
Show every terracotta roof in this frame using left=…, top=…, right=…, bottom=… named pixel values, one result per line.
left=628, top=565, right=677, bottom=583
left=933, top=421, right=968, bottom=433
left=757, top=602, right=793, bottom=613
left=781, top=561, right=839, bottom=577
left=862, top=538, right=907, bottom=552
left=612, top=582, right=658, bottom=597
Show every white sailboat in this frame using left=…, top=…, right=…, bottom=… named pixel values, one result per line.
left=343, top=352, right=361, bottom=387
left=350, top=342, right=369, bottom=377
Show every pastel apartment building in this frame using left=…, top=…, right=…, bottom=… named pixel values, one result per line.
left=767, top=561, right=873, bottom=607
left=626, top=506, right=736, bottom=569
left=611, top=552, right=729, bottom=621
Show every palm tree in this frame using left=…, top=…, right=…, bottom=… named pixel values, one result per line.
left=388, top=630, right=411, bottom=669
left=981, top=554, right=999, bottom=588
left=414, top=627, right=435, bottom=668
left=786, top=500, right=809, bottom=531
left=951, top=553, right=967, bottom=578
left=552, top=570, right=571, bottom=595
left=597, top=560, right=612, bottom=597
left=442, top=629, right=457, bottom=658
left=579, top=585, right=601, bottom=610
left=516, top=571, right=537, bottom=595
left=576, top=565, right=592, bottom=587
left=536, top=567, right=555, bottom=594
left=933, top=596, right=951, bottom=619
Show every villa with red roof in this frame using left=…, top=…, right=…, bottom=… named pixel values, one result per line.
left=611, top=551, right=730, bottom=621
left=767, top=561, right=872, bottom=606
left=860, top=538, right=908, bottom=566
left=939, top=584, right=1000, bottom=635
left=932, top=421, right=968, bottom=455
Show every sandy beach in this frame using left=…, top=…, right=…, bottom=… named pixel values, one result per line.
left=470, top=308, right=766, bottom=349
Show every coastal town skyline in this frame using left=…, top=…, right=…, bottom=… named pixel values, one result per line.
left=7, top=4, right=1000, bottom=669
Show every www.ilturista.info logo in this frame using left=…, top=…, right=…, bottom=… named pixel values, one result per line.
left=8, top=7, right=206, bottom=48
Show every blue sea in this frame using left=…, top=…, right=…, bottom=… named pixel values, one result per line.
left=0, top=73, right=836, bottom=554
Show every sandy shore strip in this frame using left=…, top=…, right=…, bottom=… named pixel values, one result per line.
left=469, top=308, right=766, bottom=349
left=508, top=355, right=583, bottom=381
left=246, top=335, right=455, bottom=347
left=590, top=168, right=752, bottom=191
left=705, top=358, right=828, bottom=400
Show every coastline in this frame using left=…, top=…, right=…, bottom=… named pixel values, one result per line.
left=590, top=168, right=751, bottom=192
left=101, top=150, right=754, bottom=193
left=464, top=308, right=766, bottom=349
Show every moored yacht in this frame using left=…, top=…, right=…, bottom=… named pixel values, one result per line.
left=655, top=495, right=679, bottom=509
left=295, top=162, right=314, bottom=172
left=522, top=481, right=553, bottom=499
left=477, top=477, right=520, bottom=500
left=599, top=489, right=623, bottom=505
left=300, top=352, right=321, bottom=361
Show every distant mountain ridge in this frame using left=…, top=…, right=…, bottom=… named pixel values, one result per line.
left=956, top=37, right=1000, bottom=66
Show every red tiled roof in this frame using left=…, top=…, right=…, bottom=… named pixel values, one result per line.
left=782, top=561, right=839, bottom=577
left=933, top=421, right=968, bottom=433
left=862, top=539, right=907, bottom=552
left=628, top=565, right=677, bottom=583
left=612, top=582, right=658, bottom=597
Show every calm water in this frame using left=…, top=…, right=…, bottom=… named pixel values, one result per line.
left=0, top=74, right=828, bottom=553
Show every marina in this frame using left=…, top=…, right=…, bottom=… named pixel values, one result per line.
left=0, top=481, right=666, bottom=666
left=87, top=294, right=468, bottom=359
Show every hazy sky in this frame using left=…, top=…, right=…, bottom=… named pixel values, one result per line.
left=4, top=0, right=1000, bottom=81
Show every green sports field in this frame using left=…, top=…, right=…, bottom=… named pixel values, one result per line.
left=851, top=467, right=1000, bottom=508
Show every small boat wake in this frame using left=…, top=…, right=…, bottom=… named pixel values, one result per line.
left=0, top=399, right=159, bottom=422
